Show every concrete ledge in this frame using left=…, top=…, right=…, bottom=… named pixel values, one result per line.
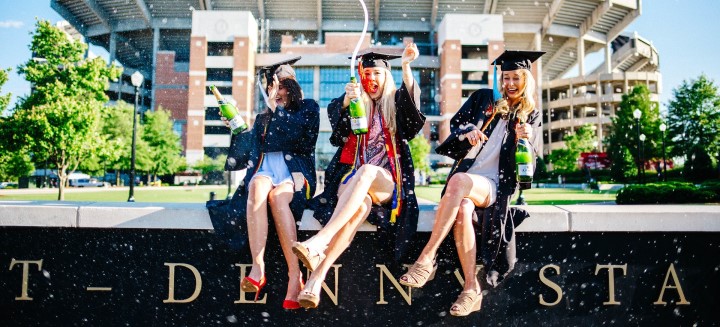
left=0, top=201, right=719, bottom=232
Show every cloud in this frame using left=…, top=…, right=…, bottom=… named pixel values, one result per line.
left=0, top=20, right=24, bottom=28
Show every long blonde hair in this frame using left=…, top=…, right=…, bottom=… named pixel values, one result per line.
left=359, top=70, right=398, bottom=135
left=495, top=68, right=536, bottom=122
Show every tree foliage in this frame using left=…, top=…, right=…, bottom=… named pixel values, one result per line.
left=408, top=134, right=431, bottom=173
left=548, top=124, right=596, bottom=172
left=142, top=107, right=184, bottom=180
left=666, top=74, right=720, bottom=179
left=606, top=85, right=661, bottom=182
left=6, top=20, right=121, bottom=199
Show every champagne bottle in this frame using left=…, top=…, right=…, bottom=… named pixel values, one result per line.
left=209, top=85, right=248, bottom=135
left=516, top=131, right=534, bottom=183
left=348, top=76, right=368, bottom=135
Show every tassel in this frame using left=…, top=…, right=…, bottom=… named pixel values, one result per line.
left=390, top=187, right=399, bottom=224
left=304, top=179, right=311, bottom=200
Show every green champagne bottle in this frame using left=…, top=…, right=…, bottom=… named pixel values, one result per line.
left=348, top=76, right=368, bottom=135
left=210, top=85, right=248, bottom=135
left=516, top=136, right=534, bottom=183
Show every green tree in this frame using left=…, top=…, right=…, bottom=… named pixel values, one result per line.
left=142, top=107, right=184, bottom=182
left=6, top=20, right=121, bottom=199
left=193, top=155, right=225, bottom=182
left=408, top=134, right=431, bottom=173
left=667, top=74, right=720, bottom=179
left=548, top=124, right=596, bottom=172
left=0, top=68, right=35, bottom=182
left=606, top=85, right=661, bottom=182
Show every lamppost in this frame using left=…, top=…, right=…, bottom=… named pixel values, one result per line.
left=633, top=109, right=642, bottom=184
left=639, top=133, right=646, bottom=184
left=659, top=123, right=667, bottom=182
left=128, top=71, right=144, bottom=202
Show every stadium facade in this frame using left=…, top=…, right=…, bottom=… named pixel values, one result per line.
left=51, top=0, right=659, bottom=167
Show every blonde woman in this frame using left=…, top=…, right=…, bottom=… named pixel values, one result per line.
left=398, top=50, right=544, bottom=316
left=292, top=43, right=425, bottom=309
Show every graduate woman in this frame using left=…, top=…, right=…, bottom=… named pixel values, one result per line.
left=292, top=43, right=425, bottom=309
left=222, top=57, right=319, bottom=309
left=398, top=50, right=544, bottom=316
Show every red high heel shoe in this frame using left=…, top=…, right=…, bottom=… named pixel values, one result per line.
left=241, top=276, right=267, bottom=301
left=282, top=280, right=305, bottom=310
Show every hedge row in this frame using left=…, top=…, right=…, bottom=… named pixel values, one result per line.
left=616, top=182, right=716, bottom=204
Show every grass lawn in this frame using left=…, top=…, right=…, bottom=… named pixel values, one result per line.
left=0, top=186, right=231, bottom=203
left=414, top=185, right=617, bottom=204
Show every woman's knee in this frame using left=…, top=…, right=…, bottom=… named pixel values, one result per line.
left=446, top=173, right=473, bottom=196
left=455, top=198, right=475, bottom=226
left=355, top=165, right=381, bottom=184
left=248, top=178, right=271, bottom=203
left=268, top=188, right=292, bottom=209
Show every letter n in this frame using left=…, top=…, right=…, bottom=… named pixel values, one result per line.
left=376, top=264, right=412, bottom=305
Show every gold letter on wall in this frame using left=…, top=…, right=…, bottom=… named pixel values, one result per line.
left=538, top=264, right=563, bottom=306
left=163, top=263, right=202, bottom=303
left=9, top=259, right=43, bottom=301
left=594, top=263, right=627, bottom=305
left=653, top=263, right=691, bottom=305
left=376, top=264, right=412, bottom=305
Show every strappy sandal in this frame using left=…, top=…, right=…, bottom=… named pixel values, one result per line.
left=449, top=290, right=483, bottom=317
left=292, top=242, right=326, bottom=272
left=297, top=280, right=322, bottom=309
left=398, top=260, right=437, bottom=288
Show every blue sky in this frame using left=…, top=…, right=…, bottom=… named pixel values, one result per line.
left=1, top=1, right=719, bottom=110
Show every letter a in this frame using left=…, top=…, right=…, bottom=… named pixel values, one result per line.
left=653, top=263, right=690, bottom=305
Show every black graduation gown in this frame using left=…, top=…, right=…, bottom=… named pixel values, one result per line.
left=313, top=82, right=425, bottom=261
left=206, top=99, right=320, bottom=249
left=435, top=88, right=541, bottom=287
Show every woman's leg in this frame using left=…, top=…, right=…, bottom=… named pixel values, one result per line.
left=300, top=195, right=373, bottom=305
left=268, top=182, right=303, bottom=303
left=301, top=165, right=394, bottom=249
left=245, top=176, right=274, bottom=282
left=454, top=198, right=481, bottom=293
left=402, top=173, right=492, bottom=279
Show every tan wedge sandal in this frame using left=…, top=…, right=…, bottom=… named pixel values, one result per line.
left=292, top=241, right=326, bottom=272
left=398, top=260, right=438, bottom=288
left=449, top=290, right=483, bottom=317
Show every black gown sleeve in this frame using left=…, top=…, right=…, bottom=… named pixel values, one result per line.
left=264, top=100, right=320, bottom=154
left=225, top=117, right=263, bottom=171
left=395, top=81, right=425, bottom=140
left=435, top=90, right=491, bottom=161
left=327, top=94, right=352, bottom=147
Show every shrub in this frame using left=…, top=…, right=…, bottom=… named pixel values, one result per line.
left=700, top=180, right=720, bottom=201
left=616, top=182, right=715, bottom=204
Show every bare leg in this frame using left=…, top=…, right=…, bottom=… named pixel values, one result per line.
left=246, top=176, right=274, bottom=282
left=301, top=196, right=373, bottom=301
left=268, top=182, right=303, bottom=302
left=301, top=164, right=394, bottom=249
left=454, top=198, right=481, bottom=293
left=407, top=173, right=492, bottom=268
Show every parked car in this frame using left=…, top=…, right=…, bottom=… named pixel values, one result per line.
left=72, top=178, right=108, bottom=188
left=0, top=182, right=18, bottom=189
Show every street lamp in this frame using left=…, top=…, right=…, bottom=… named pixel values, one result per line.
left=639, top=133, right=646, bottom=184
left=128, top=71, right=144, bottom=202
left=659, top=123, right=667, bottom=182
left=633, top=109, right=642, bottom=184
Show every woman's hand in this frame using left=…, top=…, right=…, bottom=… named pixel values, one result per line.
left=220, top=116, right=230, bottom=128
left=463, top=129, right=488, bottom=146
left=515, top=122, right=533, bottom=140
left=267, top=74, right=279, bottom=112
left=342, top=81, right=362, bottom=108
left=402, top=42, right=419, bottom=65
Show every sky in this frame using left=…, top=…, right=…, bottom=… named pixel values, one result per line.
left=1, top=0, right=719, bottom=110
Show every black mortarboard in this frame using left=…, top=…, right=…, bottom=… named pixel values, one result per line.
left=258, top=56, right=301, bottom=83
left=350, top=51, right=402, bottom=69
left=492, top=50, right=545, bottom=71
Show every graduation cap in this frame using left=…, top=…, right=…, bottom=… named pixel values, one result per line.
left=491, top=50, right=545, bottom=101
left=492, top=50, right=545, bottom=71
left=258, top=56, right=302, bottom=84
left=350, top=51, right=401, bottom=69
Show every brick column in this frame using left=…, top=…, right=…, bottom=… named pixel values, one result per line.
left=154, top=51, right=189, bottom=149
left=438, top=39, right=462, bottom=142
left=233, top=36, right=255, bottom=126
left=186, top=36, right=207, bottom=164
